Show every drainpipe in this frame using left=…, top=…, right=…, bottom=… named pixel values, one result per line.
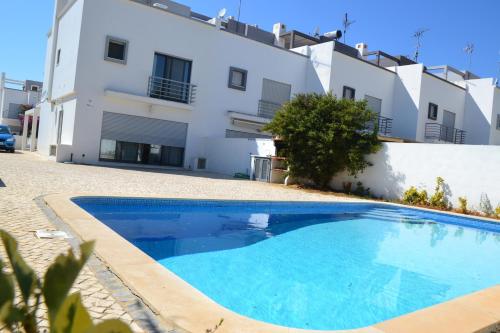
left=0, top=73, right=5, bottom=116
left=46, top=0, right=62, bottom=103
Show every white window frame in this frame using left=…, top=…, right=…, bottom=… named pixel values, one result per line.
left=104, top=36, right=128, bottom=65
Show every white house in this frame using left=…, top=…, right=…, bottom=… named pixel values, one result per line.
left=0, top=73, right=42, bottom=134
left=36, top=0, right=500, bottom=176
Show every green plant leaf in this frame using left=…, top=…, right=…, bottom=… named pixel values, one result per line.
left=0, top=260, right=15, bottom=311
left=0, top=301, right=24, bottom=329
left=43, top=241, right=95, bottom=324
left=86, top=320, right=133, bottom=333
left=0, top=230, right=39, bottom=306
left=52, top=293, right=93, bottom=333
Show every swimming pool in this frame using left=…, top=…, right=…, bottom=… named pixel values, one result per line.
left=73, top=198, right=500, bottom=330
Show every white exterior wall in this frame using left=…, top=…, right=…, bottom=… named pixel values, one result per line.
left=331, top=143, right=500, bottom=209
left=202, top=138, right=275, bottom=176
left=295, top=43, right=396, bottom=119
left=390, top=65, right=423, bottom=141
left=329, top=51, right=396, bottom=119
left=49, top=0, right=308, bottom=165
left=464, top=79, right=500, bottom=145
left=51, top=0, right=83, bottom=99
left=36, top=0, right=500, bottom=173
left=38, top=33, right=57, bottom=156
left=492, top=88, right=500, bottom=144
left=293, top=42, right=335, bottom=94
left=416, top=73, right=466, bottom=142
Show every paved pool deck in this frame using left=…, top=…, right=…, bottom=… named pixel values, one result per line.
left=0, top=151, right=352, bottom=332
left=1, top=151, right=499, bottom=333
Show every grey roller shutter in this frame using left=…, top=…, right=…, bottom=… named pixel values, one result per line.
left=261, top=79, right=291, bottom=105
left=365, top=95, right=382, bottom=114
left=101, top=112, right=187, bottom=148
left=225, top=129, right=272, bottom=139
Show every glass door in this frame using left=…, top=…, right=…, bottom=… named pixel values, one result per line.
left=152, top=53, right=192, bottom=103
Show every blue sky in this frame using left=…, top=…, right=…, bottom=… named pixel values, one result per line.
left=1, top=0, right=499, bottom=82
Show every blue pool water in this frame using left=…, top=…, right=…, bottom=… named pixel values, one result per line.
left=73, top=198, right=500, bottom=330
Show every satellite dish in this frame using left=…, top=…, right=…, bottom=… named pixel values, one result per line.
left=314, top=27, right=320, bottom=37
left=218, top=8, right=227, bottom=18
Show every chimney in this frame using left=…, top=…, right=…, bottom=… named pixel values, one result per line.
left=273, top=23, right=286, bottom=47
left=355, top=43, right=369, bottom=58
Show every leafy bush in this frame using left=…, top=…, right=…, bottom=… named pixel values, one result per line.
left=353, top=182, right=371, bottom=197
left=458, top=197, right=468, bottom=214
left=495, top=205, right=500, bottom=218
left=402, top=186, right=429, bottom=206
left=0, top=230, right=133, bottom=333
left=480, top=193, right=493, bottom=216
left=264, top=93, right=382, bottom=188
left=429, top=177, right=449, bottom=209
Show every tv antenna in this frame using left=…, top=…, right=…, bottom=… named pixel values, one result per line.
left=496, top=51, right=500, bottom=86
left=237, top=0, right=242, bottom=22
left=342, top=13, right=355, bottom=44
left=463, top=42, right=475, bottom=71
left=413, top=28, right=429, bottom=62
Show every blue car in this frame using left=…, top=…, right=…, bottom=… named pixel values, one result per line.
left=0, top=125, right=16, bottom=153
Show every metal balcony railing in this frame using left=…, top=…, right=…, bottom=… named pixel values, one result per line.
left=376, top=115, right=393, bottom=136
left=257, top=100, right=282, bottom=119
left=148, top=76, right=197, bottom=104
left=366, top=115, right=393, bottom=136
left=425, top=123, right=466, bottom=144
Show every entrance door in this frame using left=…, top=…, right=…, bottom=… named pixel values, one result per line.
left=442, top=111, right=456, bottom=142
left=254, top=157, right=271, bottom=182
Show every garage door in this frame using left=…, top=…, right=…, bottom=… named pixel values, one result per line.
left=101, top=112, right=188, bottom=148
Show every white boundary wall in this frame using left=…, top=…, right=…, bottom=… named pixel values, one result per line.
left=203, top=138, right=275, bottom=176
left=331, top=143, right=500, bottom=209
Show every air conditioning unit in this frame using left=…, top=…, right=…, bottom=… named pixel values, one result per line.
left=192, top=158, right=207, bottom=171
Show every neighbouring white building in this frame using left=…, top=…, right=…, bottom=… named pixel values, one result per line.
left=35, top=0, right=500, bottom=175
left=0, top=73, right=42, bottom=134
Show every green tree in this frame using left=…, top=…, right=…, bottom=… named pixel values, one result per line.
left=264, top=93, right=382, bottom=188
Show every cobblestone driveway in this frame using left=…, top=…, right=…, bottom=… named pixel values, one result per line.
left=0, top=151, right=344, bottom=332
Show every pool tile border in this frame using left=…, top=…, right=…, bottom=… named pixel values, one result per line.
left=44, top=194, right=500, bottom=333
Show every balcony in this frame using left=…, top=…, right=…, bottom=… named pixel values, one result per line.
left=376, top=115, right=393, bottom=136
left=257, top=100, right=282, bottom=119
left=148, top=76, right=197, bottom=105
left=425, top=123, right=466, bottom=144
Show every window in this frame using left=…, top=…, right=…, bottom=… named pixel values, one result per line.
left=99, top=139, right=185, bottom=167
left=56, top=49, right=61, bottom=66
left=151, top=53, right=192, bottom=103
left=99, top=139, right=117, bottom=160
left=428, top=103, right=438, bottom=120
left=497, top=115, right=500, bottom=130
left=104, top=36, right=128, bottom=64
left=228, top=67, right=248, bottom=91
left=342, top=86, right=356, bottom=100
left=30, top=85, right=39, bottom=92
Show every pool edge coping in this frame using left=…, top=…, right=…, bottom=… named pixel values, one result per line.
left=43, top=193, right=500, bottom=333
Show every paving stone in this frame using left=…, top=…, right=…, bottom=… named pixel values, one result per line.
left=0, top=151, right=348, bottom=333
